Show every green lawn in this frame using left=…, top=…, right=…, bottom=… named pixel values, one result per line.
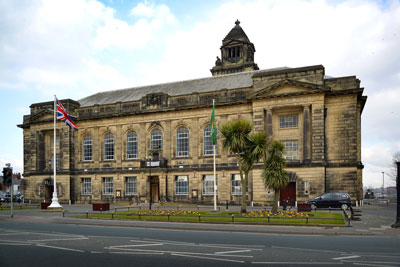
left=0, top=205, right=38, bottom=210
left=74, top=210, right=345, bottom=226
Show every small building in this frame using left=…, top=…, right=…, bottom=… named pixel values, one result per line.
left=18, top=21, right=367, bottom=205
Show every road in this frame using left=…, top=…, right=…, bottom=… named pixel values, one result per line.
left=1, top=220, right=399, bottom=267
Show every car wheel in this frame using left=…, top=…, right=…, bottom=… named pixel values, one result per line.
left=311, top=204, right=316, bottom=210
left=341, top=204, right=349, bottom=210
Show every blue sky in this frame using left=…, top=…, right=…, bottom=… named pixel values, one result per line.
left=1, top=0, right=399, bottom=188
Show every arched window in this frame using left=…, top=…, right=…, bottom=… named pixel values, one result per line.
left=127, top=131, right=138, bottom=159
left=176, top=126, right=189, bottom=157
left=204, top=125, right=217, bottom=155
left=83, top=134, right=92, bottom=161
left=151, top=129, right=163, bottom=150
left=104, top=133, right=114, bottom=160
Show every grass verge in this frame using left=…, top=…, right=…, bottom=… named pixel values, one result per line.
left=73, top=210, right=345, bottom=225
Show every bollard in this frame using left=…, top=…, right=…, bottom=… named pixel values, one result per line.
left=306, top=217, right=309, bottom=224
left=226, top=200, right=228, bottom=210
left=86, top=211, right=88, bottom=219
left=112, top=212, right=114, bottom=219
left=168, top=214, right=170, bottom=221
left=139, top=213, right=141, bottom=220
left=62, top=210, right=65, bottom=217
left=232, top=214, right=234, bottom=223
left=199, top=215, right=201, bottom=222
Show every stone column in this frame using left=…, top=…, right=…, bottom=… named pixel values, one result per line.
left=303, top=105, right=311, bottom=163
left=253, top=108, right=265, bottom=132
left=266, top=109, right=273, bottom=140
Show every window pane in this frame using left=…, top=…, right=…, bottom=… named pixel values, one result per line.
left=175, top=175, right=188, bottom=195
left=82, top=178, right=92, bottom=195
left=202, top=174, right=217, bottom=195
left=104, top=133, right=114, bottom=160
left=283, top=140, right=299, bottom=160
left=176, top=127, right=189, bottom=157
left=151, top=129, right=163, bottom=150
left=204, top=125, right=217, bottom=155
left=127, top=131, right=138, bottom=159
left=125, top=177, right=137, bottom=195
left=231, top=174, right=248, bottom=195
left=280, top=115, right=298, bottom=128
left=83, top=135, right=92, bottom=161
left=103, top=177, right=114, bottom=195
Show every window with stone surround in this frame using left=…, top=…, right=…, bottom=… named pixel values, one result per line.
left=151, top=129, right=163, bottom=150
left=231, top=174, right=248, bottom=195
left=125, top=177, right=137, bottom=195
left=202, top=174, right=217, bottom=195
left=83, top=134, right=92, bottom=161
left=204, top=125, right=217, bottom=156
left=104, top=133, right=114, bottom=160
left=126, top=131, right=138, bottom=159
left=176, top=127, right=189, bottom=157
left=103, top=177, right=114, bottom=195
left=175, top=175, right=189, bottom=195
left=279, top=115, right=298, bottom=128
left=81, top=178, right=92, bottom=195
left=282, top=140, right=299, bottom=160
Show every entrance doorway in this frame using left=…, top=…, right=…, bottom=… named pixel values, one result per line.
left=280, top=182, right=296, bottom=206
left=43, top=178, right=54, bottom=202
left=150, top=176, right=159, bottom=203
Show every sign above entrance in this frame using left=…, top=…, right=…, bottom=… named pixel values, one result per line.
left=146, top=161, right=160, bottom=167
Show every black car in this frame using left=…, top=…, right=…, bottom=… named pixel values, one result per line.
left=306, top=192, right=352, bottom=210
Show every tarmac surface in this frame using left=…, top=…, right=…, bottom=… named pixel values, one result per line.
left=1, top=199, right=399, bottom=236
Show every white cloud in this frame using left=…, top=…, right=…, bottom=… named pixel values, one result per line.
left=1, top=0, right=400, bottom=189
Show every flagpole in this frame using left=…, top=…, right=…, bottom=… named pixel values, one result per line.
left=213, top=99, right=217, bottom=212
left=49, top=95, right=62, bottom=209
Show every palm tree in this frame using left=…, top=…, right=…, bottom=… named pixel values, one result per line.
left=241, top=132, right=269, bottom=212
left=220, top=120, right=252, bottom=213
left=262, top=140, right=289, bottom=213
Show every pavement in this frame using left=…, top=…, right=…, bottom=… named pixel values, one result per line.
left=1, top=200, right=400, bottom=236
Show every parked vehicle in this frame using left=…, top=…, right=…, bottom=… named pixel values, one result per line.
left=15, top=194, right=24, bottom=203
left=0, top=193, right=11, bottom=203
left=306, top=192, right=352, bottom=210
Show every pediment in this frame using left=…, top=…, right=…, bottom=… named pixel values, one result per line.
left=27, top=109, right=54, bottom=124
left=250, top=79, right=331, bottom=99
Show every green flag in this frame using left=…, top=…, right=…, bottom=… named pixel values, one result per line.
left=210, top=100, right=217, bottom=145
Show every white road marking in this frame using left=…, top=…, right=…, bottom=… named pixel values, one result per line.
left=0, top=242, right=31, bottom=246
left=90, top=251, right=104, bottom=254
left=215, top=249, right=252, bottom=254
left=171, top=253, right=245, bottom=263
left=110, top=243, right=164, bottom=248
left=110, top=252, right=164, bottom=255
left=333, top=255, right=360, bottom=260
left=36, top=244, right=85, bottom=253
left=252, top=262, right=343, bottom=265
left=353, top=263, right=397, bottom=267
left=106, top=247, right=253, bottom=258
left=272, top=245, right=344, bottom=254
left=29, top=237, right=88, bottom=242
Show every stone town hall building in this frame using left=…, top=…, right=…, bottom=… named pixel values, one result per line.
left=19, top=21, right=367, bottom=206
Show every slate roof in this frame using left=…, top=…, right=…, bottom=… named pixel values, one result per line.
left=223, top=21, right=251, bottom=44
left=78, top=66, right=294, bottom=107
left=79, top=71, right=255, bottom=107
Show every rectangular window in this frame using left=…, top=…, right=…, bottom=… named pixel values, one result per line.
left=125, top=177, right=137, bottom=195
left=175, top=175, right=189, bottom=195
left=231, top=174, right=248, bottom=195
left=280, top=115, right=298, bottom=128
left=103, top=177, right=114, bottom=195
left=283, top=140, right=299, bottom=160
left=82, top=178, right=92, bottom=195
left=202, top=174, right=217, bottom=195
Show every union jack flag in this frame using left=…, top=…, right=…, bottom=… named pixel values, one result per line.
left=56, top=97, right=79, bottom=129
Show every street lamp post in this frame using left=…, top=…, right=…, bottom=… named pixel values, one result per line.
left=382, top=172, right=385, bottom=198
left=392, top=162, right=400, bottom=228
left=148, top=152, right=153, bottom=211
